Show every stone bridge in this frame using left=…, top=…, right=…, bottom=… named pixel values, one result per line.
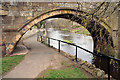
left=1, top=2, right=120, bottom=59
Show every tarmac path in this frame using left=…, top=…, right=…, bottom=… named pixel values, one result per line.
left=3, top=34, right=65, bottom=78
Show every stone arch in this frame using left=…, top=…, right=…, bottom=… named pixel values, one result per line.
left=6, top=8, right=114, bottom=57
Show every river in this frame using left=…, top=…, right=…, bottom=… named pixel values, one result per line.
left=45, top=28, right=94, bottom=64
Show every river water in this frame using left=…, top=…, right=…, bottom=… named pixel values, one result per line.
left=46, top=28, right=94, bottom=64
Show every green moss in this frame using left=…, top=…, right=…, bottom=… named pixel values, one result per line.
left=1, top=55, right=25, bottom=74
left=64, top=40, right=73, bottom=43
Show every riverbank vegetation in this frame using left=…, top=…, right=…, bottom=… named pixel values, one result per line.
left=1, top=55, right=25, bottom=74
left=61, top=25, right=90, bottom=35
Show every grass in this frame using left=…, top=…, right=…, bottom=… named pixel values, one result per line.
left=1, top=55, right=25, bottom=74
left=61, top=28, right=68, bottom=31
left=37, top=61, right=87, bottom=79
left=38, top=67, right=87, bottom=79
left=61, top=61, right=71, bottom=67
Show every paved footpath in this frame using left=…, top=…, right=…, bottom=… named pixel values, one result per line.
left=3, top=34, right=73, bottom=78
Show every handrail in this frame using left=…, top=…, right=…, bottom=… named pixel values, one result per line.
left=39, top=36, right=120, bottom=80
left=45, top=36, right=120, bottom=61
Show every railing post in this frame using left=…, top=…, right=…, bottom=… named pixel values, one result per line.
left=48, top=38, right=50, bottom=47
left=58, top=40, right=60, bottom=52
left=41, top=36, right=42, bottom=43
left=75, top=46, right=77, bottom=62
left=107, top=58, right=110, bottom=80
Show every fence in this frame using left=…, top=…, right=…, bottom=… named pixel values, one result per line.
left=40, top=36, right=120, bottom=80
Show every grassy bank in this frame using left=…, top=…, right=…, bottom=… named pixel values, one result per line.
left=1, top=55, right=25, bottom=74
left=38, top=67, right=87, bottom=79
left=38, top=61, right=87, bottom=79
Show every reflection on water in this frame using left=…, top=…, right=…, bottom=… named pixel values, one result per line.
left=46, top=28, right=94, bottom=64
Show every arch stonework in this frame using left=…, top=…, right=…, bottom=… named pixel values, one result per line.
left=6, top=9, right=114, bottom=57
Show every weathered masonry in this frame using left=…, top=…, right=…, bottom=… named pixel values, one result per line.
left=1, top=2, right=120, bottom=58
left=1, top=2, right=120, bottom=79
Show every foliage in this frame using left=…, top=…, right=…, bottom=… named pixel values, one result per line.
left=40, top=21, right=44, bottom=28
left=1, top=55, right=25, bottom=74
left=33, top=25, right=38, bottom=28
left=33, top=21, right=44, bottom=29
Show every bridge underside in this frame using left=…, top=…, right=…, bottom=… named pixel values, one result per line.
left=1, top=2, right=120, bottom=79
left=4, top=9, right=115, bottom=58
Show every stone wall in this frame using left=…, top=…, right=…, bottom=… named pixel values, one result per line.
left=1, top=2, right=118, bottom=31
left=118, top=9, right=120, bottom=58
left=1, top=2, right=120, bottom=79
left=1, top=2, right=120, bottom=58
left=106, top=10, right=119, bottom=58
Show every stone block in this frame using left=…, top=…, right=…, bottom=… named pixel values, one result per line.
left=15, top=34, right=21, bottom=42
left=96, top=70, right=105, bottom=77
left=95, top=68, right=105, bottom=77
left=0, top=10, right=8, bottom=16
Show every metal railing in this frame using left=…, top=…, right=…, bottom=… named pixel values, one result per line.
left=40, top=36, right=120, bottom=80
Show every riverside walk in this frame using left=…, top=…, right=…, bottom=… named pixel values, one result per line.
left=3, top=31, right=119, bottom=80
left=3, top=34, right=86, bottom=78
